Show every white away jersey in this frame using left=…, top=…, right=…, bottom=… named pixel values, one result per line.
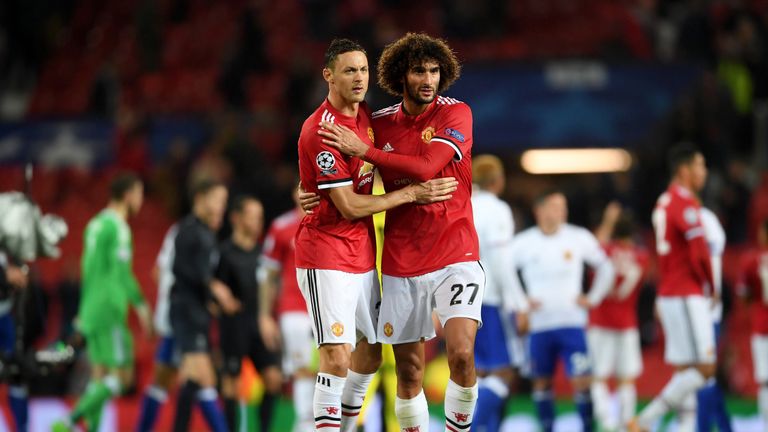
left=700, top=207, right=726, bottom=321
left=510, top=224, right=613, bottom=332
left=472, top=189, right=526, bottom=311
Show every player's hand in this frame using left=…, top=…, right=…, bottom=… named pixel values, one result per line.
left=211, top=280, right=242, bottom=315
left=317, top=122, right=369, bottom=158
left=136, top=303, right=155, bottom=339
left=515, top=312, right=530, bottom=335
left=528, top=298, right=543, bottom=310
left=298, top=188, right=320, bottom=214
left=259, top=315, right=281, bottom=352
left=5, top=264, right=28, bottom=289
left=576, top=295, right=592, bottom=309
left=410, top=177, right=458, bottom=204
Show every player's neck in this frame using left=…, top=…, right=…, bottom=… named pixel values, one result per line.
left=232, top=230, right=256, bottom=251
left=107, top=201, right=129, bottom=221
left=327, top=92, right=359, bottom=117
left=539, top=223, right=561, bottom=235
left=671, top=178, right=693, bottom=193
left=401, top=96, right=430, bottom=116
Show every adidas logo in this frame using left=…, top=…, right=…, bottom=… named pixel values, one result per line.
left=383, top=143, right=394, bottom=152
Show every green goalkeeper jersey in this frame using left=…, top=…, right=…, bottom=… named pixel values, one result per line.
left=78, top=208, right=144, bottom=333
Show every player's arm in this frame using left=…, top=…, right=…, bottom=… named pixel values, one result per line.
left=318, top=122, right=455, bottom=181
left=594, top=201, right=621, bottom=244
left=328, top=179, right=457, bottom=220
left=319, top=105, right=471, bottom=181
left=257, top=259, right=281, bottom=351
left=677, top=208, right=716, bottom=290
left=210, top=246, right=241, bottom=315
left=580, top=231, right=616, bottom=308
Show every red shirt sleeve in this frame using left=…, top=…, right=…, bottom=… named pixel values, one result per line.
left=306, top=129, right=354, bottom=192
left=671, top=201, right=714, bottom=290
left=262, top=223, right=284, bottom=265
left=362, top=103, right=472, bottom=182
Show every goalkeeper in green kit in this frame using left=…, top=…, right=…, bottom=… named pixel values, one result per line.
left=53, top=172, right=152, bottom=432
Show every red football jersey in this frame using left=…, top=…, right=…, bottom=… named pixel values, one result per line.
left=589, top=242, right=649, bottom=329
left=262, top=209, right=306, bottom=315
left=738, top=248, right=768, bottom=335
left=295, top=99, right=376, bottom=273
left=371, top=96, right=479, bottom=277
left=652, top=184, right=712, bottom=296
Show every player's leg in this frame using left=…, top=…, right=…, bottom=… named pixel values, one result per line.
left=0, top=313, right=28, bottom=432
left=632, top=296, right=714, bottom=431
left=69, top=323, right=132, bottom=429
left=695, top=322, right=732, bottom=432
left=615, top=329, right=643, bottom=429
left=433, top=262, right=484, bottom=432
left=588, top=327, right=616, bottom=431
left=298, top=268, right=367, bottom=431
left=473, top=305, right=515, bottom=431
left=561, top=328, right=594, bottom=432
left=249, top=330, right=283, bottom=432
left=280, top=312, right=316, bottom=432
left=753, top=335, right=768, bottom=429
left=340, top=270, right=382, bottom=430
left=529, top=330, right=558, bottom=432
left=219, top=314, right=248, bottom=432
left=171, top=306, right=226, bottom=432
left=378, top=271, right=434, bottom=432
left=137, top=336, right=179, bottom=432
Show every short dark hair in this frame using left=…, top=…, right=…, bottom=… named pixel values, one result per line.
left=109, top=172, right=141, bottom=201
left=230, top=194, right=260, bottom=215
left=377, top=33, right=461, bottom=97
left=189, top=178, right=225, bottom=201
left=668, top=142, right=701, bottom=177
left=324, top=38, right=366, bottom=69
left=533, top=188, right=565, bottom=207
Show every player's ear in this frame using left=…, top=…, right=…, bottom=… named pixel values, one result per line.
left=323, top=67, right=333, bottom=84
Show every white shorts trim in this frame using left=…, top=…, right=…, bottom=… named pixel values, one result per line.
left=296, top=268, right=380, bottom=348
left=656, top=296, right=716, bottom=365
left=587, top=327, right=643, bottom=379
left=378, top=261, right=485, bottom=344
left=280, top=312, right=315, bottom=376
left=752, top=335, right=768, bottom=384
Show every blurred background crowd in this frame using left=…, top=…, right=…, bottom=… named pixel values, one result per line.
left=0, top=0, right=767, bottom=429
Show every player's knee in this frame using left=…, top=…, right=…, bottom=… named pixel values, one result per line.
left=396, top=360, right=424, bottom=389
left=320, top=344, right=351, bottom=373
left=447, top=346, right=474, bottom=375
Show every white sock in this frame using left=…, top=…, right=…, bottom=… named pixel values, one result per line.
left=444, top=379, right=478, bottom=431
left=676, top=391, right=696, bottom=432
left=340, top=370, right=375, bottom=432
left=146, top=384, right=168, bottom=402
left=759, top=385, right=768, bottom=428
left=638, top=369, right=705, bottom=427
left=314, top=373, right=346, bottom=430
left=617, top=383, right=637, bottom=426
left=293, top=377, right=315, bottom=430
left=591, top=380, right=613, bottom=429
left=395, top=390, right=430, bottom=432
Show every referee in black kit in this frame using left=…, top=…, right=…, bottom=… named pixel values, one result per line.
left=216, top=195, right=282, bottom=432
left=170, top=179, right=236, bottom=432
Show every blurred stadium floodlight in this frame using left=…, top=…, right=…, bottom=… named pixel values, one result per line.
left=521, top=148, right=632, bottom=174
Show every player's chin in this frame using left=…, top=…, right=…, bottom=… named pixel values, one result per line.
left=348, top=91, right=366, bottom=103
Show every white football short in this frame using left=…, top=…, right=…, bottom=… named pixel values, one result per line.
left=587, top=327, right=643, bottom=379
left=296, top=268, right=380, bottom=348
left=280, top=312, right=315, bottom=375
left=656, top=295, right=716, bottom=365
left=752, top=334, right=768, bottom=384
left=378, top=261, right=485, bottom=344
